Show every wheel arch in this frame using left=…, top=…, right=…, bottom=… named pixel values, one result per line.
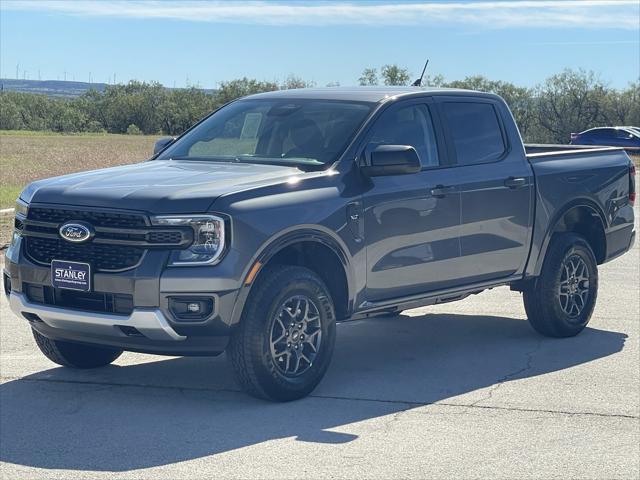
left=532, top=199, right=607, bottom=276
left=230, top=226, right=356, bottom=325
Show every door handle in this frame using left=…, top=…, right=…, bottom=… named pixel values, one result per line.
left=430, top=185, right=453, bottom=198
left=504, top=177, right=527, bottom=189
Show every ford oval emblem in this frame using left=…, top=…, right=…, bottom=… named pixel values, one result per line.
left=59, top=222, right=94, bottom=243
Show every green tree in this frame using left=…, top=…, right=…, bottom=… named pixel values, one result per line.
left=381, top=64, right=410, bottom=86
left=280, top=75, right=315, bottom=90
left=603, top=82, right=640, bottom=126
left=126, top=124, right=142, bottom=135
left=535, top=69, right=610, bottom=143
left=358, top=68, right=378, bottom=86
left=215, top=78, right=278, bottom=105
left=424, top=74, right=446, bottom=87
left=0, top=71, right=636, bottom=143
left=0, top=94, right=23, bottom=130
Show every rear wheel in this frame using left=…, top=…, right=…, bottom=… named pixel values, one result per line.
left=227, top=265, right=336, bottom=401
left=524, top=233, right=598, bottom=337
left=32, top=329, right=123, bottom=368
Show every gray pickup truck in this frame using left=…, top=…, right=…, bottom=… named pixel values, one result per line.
left=4, top=87, right=636, bottom=401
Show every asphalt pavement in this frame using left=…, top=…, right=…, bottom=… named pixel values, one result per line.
left=1, top=205, right=638, bottom=479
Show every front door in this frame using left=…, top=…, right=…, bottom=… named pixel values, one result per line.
left=362, top=99, right=461, bottom=302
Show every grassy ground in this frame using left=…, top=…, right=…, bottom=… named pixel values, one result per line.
left=0, top=131, right=158, bottom=246
left=0, top=130, right=157, bottom=208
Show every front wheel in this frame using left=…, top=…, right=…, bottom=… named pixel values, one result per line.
left=227, top=265, right=336, bottom=401
left=524, top=233, right=598, bottom=337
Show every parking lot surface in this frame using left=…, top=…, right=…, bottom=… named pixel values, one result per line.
left=1, top=205, right=638, bottom=479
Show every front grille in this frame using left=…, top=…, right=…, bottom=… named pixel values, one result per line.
left=24, top=282, right=134, bottom=315
left=22, top=206, right=191, bottom=272
left=28, top=207, right=147, bottom=228
left=26, top=236, right=144, bottom=271
left=148, top=231, right=183, bottom=244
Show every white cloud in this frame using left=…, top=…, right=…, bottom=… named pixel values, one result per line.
left=3, top=1, right=639, bottom=29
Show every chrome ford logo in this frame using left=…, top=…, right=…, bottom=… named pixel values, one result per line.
left=59, top=222, right=94, bottom=243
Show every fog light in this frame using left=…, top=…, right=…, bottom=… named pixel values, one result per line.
left=169, top=297, right=214, bottom=322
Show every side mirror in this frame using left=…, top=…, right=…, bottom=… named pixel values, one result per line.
left=361, top=144, right=421, bottom=177
left=153, top=136, right=175, bottom=155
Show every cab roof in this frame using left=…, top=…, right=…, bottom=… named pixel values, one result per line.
left=243, top=86, right=500, bottom=103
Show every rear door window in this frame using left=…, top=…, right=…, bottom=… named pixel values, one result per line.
left=441, top=102, right=506, bottom=165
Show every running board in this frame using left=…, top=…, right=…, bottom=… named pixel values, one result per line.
left=355, top=275, right=522, bottom=316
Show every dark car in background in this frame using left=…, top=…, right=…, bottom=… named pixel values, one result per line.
left=571, top=127, right=640, bottom=151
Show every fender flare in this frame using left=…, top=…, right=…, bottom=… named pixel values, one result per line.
left=530, top=198, right=607, bottom=276
left=229, top=226, right=356, bottom=326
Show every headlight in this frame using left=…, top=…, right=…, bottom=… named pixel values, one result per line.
left=13, top=199, right=28, bottom=238
left=151, top=215, right=226, bottom=266
left=15, top=199, right=28, bottom=218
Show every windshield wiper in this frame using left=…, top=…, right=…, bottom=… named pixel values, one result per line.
left=235, top=155, right=327, bottom=170
left=169, top=155, right=325, bottom=170
left=168, top=155, right=238, bottom=163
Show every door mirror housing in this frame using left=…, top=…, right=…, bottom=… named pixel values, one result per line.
left=153, top=136, right=175, bottom=155
left=361, top=144, right=421, bottom=177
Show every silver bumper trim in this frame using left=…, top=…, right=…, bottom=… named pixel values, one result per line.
left=9, top=292, right=186, bottom=342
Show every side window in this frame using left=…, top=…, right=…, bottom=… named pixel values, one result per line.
left=600, top=129, right=617, bottom=139
left=582, top=130, right=597, bottom=139
left=441, top=102, right=506, bottom=165
left=368, top=104, right=440, bottom=167
left=615, top=129, right=632, bottom=139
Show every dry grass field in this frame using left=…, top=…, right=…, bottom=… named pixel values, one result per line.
left=0, top=131, right=158, bottom=208
left=0, top=131, right=158, bottom=246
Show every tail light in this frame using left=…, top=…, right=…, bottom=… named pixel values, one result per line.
left=630, top=163, right=636, bottom=205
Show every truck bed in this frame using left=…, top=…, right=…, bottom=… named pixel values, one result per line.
left=524, top=144, right=625, bottom=159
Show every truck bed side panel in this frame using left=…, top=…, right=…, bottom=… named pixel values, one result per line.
left=525, top=150, right=634, bottom=277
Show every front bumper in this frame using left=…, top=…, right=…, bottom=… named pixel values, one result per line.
left=9, top=291, right=229, bottom=355
left=4, top=235, right=248, bottom=355
left=10, top=292, right=185, bottom=341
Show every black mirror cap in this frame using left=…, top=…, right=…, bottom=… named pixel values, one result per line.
left=361, top=144, right=421, bottom=177
left=153, top=136, right=175, bottom=155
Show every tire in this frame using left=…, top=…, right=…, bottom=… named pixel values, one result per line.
left=524, top=233, right=598, bottom=337
left=32, top=329, right=123, bottom=368
left=227, top=265, right=336, bottom=401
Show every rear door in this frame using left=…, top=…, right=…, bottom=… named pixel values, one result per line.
left=361, top=98, right=461, bottom=302
left=436, top=97, right=533, bottom=283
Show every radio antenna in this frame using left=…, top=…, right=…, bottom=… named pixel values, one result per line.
left=412, top=60, right=429, bottom=87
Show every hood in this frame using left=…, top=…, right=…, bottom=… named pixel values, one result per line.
left=22, top=160, right=302, bottom=213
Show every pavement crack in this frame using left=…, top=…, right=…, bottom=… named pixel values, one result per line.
left=467, top=338, right=543, bottom=409
left=3, top=374, right=638, bottom=420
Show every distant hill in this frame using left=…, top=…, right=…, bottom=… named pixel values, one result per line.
left=0, top=79, right=216, bottom=98
left=0, top=79, right=108, bottom=97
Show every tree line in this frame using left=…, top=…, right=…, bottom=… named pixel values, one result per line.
left=0, top=67, right=638, bottom=144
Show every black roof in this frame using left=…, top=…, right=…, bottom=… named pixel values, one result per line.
left=244, top=86, right=499, bottom=103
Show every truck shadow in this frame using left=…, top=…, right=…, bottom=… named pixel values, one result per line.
left=0, top=312, right=627, bottom=471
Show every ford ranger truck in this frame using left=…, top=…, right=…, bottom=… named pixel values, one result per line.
left=3, top=87, right=636, bottom=401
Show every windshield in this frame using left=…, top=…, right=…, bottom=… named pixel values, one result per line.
left=158, top=98, right=374, bottom=167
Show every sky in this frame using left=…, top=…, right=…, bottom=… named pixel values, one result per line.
left=1, top=0, right=639, bottom=89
